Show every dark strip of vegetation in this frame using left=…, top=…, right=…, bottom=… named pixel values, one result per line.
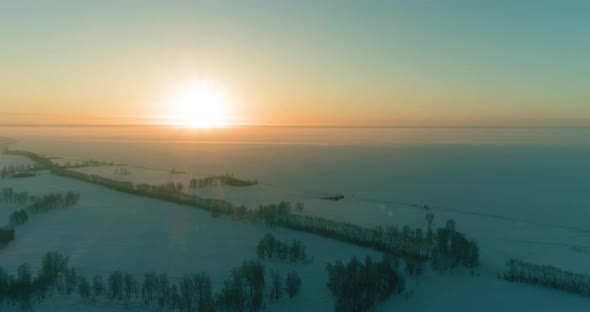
left=0, top=251, right=302, bottom=311
left=189, top=173, right=257, bottom=188
left=113, top=167, right=131, bottom=175
left=216, top=260, right=265, bottom=312
left=8, top=192, right=80, bottom=227
left=326, top=255, right=405, bottom=312
left=0, top=189, right=80, bottom=244
left=503, top=258, right=590, bottom=297
left=320, top=195, right=344, bottom=201
left=256, top=233, right=307, bottom=262
left=276, top=213, right=479, bottom=271
left=285, top=271, right=302, bottom=299
left=136, top=182, right=179, bottom=193
left=0, top=164, right=40, bottom=179
left=1, top=188, right=29, bottom=205
left=6, top=151, right=479, bottom=271
left=0, top=227, right=15, bottom=245
left=59, top=160, right=115, bottom=169
left=430, top=218, right=479, bottom=271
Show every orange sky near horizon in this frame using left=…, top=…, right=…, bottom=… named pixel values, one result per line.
left=1, top=1, right=589, bottom=127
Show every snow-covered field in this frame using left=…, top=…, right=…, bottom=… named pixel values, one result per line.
left=0, top=163, right=385, bottom=311
left=2, top=126, right=590, bottom=311
left=58, top=163, right=590, bottom=277
left=1, top=156, right=590, bottom=311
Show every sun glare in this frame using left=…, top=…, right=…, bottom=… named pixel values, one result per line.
left=169, top=81, right=230, bottom=128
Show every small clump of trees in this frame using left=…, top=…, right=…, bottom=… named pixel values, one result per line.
left=27, top=192, right=80, bottom=214
left=216, top=260, right=265, bottom=312
left=326, top=255, right=405, bottom=312
left=60, top=160, right=114, bottom=168
left=503, top=258, right=590, bottom=297
left=255, top=201, right=293, bottom=224
left=9, top=209, right=29, bottom=227
left=189, top=173, right=258, bottom=189
left=256, top=234, right=307, bottom=262
left=267, top=270, right=303, bottom=303
left=0, top=226, right=15, bottom=244
left=0, top=190, right=81, bottom=246
left=7, top=192, right=80, bottom=227
left=285, top=271, right=301, bottom=298
left=113, top=167, right=131, bottom=175
left=0, top=188, right=29, bottom=205
left=430, top=219, right=479, bottom=271
left=0, top=164, right=37, bottom=179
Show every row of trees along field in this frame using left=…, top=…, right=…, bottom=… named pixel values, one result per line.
left=5, top=152, right=285, bottom=224
left=503, top=258, right=590, bottom=297
left=8, top=192, right=80, bottom=227
left=276, top=213, right=479, bottom=272
left=0, top=164, right=38, bottom=179
left=0, top=252, right=302, bottom=312
left=6, top=151, right=480, bottom=273
left=1, top=188, right=30, bottom=205
left=59, top=160, right=115, bottom=168
left=256, top=234, right=307, bottom=262
left=326, top=255, right=405, bottom=312
left=188, top=174, right=258, bottom=188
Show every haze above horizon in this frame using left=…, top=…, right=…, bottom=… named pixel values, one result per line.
left=1, top=1, right=589, bottom=127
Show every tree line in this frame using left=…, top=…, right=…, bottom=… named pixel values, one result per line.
left=503, top=258, right=590, bottom=297
left=326, top=255, right=405, bottom=312
left=0, top=190, right=80, bottom=244
left=0, top=164, right=38, bottom=179
left=276, top=213, right=478, bottom=272
left=0, top=251, right=302, bottom=311
left=8, top=192, right=80, bottom=227
left=256, top=233, right=307, bottom=262
left=189, top=174, right=258, bottom=189
left=1, top=188, right=30, bottom=205
left=3, top=153, right=315, bottom=230
left=6, top=151, right=480, bottom=273
left=59, top=160, right=115, bottom=169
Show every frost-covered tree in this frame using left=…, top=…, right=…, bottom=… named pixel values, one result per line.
left=285, top=271, right=301, bottom=298
left=108, top=271, right=123, bottom=300
left=93, top=274, right=105, bottom=298
left=269, top=271, right=282, bottom=302
left=78, top=276, right=91, bottom=299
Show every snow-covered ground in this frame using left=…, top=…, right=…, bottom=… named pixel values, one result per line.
left=54, top=163, right=590, bottom=276
left=0, top=155, right=590, bottom=311
left=5, top=123, right=590, bottom=311
left=0, top=164, right=384, bottom=311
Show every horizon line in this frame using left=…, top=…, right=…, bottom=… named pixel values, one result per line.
left=1, top=123, right=590, bottom=129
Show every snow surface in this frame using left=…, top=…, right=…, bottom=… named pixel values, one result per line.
left=2, top=127, right=590, bottom=311
left=0, top=156, right=588, bottom=312
left=0, top=166, right=383, bottom=311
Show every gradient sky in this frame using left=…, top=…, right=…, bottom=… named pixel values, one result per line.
left=1, top=0, right=589, bottom=126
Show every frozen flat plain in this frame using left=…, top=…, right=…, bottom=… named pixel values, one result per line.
left=2, top=126, right=590, bottom=310
left=2, top=152, right=590, bottom=311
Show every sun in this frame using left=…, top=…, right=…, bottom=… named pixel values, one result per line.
left=169, top=80, right=230, bottom=128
